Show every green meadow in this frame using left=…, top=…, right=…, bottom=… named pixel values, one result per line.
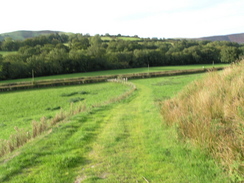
left=0, top=82, right=130, bottom=140
left=0, top=64, right=228, bottom=84
left=0, top=71, right=229, bottom=182
left=0, top=51, right=18, bottom=57
left=101, top=36, right=141, bottom=41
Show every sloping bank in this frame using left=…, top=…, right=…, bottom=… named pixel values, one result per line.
left=162, top=62, right=244, bottom=182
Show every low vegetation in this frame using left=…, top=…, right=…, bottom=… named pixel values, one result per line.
left=161, top=61, right=244, bottom=181
left=0, top=73, right=228, bottom=182
left=0, top=80, right=136, bottom=158
left=1, top=61, right=242, bottom=182
left=0, top=30, right=242, bottom=182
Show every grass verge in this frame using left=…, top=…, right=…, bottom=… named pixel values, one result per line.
left=161, top=62, right=244, bottom=182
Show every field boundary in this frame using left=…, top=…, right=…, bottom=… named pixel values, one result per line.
left=0, top=67, right=224, bottom=92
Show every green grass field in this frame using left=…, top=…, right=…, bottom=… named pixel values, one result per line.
left=0, top=64, right=228, bottom=84
left=0, top=51, right=18, bottom=57
left=101, top=36, right=141, bottom=41
left=0, top=82, right=130, bottom=140
left=0, top=72, right=229, bottom=182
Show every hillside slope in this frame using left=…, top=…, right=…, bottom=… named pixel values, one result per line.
left=0, top=30, right=62, bottom=41
left=1, top=30, right=244, bottom=43
left=162, top=62, right=244, bottom=181
left=197, top=32, right=244, bottom=43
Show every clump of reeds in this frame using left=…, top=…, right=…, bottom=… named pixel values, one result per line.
left=32, top=117, right=49, bottom=138
left=50, top=110, right=67, bottom=126
left=69, top=102, right=87, bottom=115
left=161, top=61, right=244, bottom=180
left=13, top=127, right=31, bottom=148
left=0, top=127, right=32, bottom=156
left=0, top=140, right=7, bottom=156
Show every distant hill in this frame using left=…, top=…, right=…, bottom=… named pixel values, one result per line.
left=1, top=30, right=244, bottom=44
left=196, top=33, right=244, bottom=44
left=0, top=30, right=63, bottom=41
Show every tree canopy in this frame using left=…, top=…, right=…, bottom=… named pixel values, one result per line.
left=0, top=33, right=243, bottom=80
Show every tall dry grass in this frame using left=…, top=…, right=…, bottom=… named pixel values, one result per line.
left=0, top=127, right=31, bottom=156
left=161, top=62, right=244, bottom=180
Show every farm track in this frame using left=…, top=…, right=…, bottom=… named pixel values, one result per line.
left=75, top=83, right=161, bottom=182
left=74, top=82, right=225, bottom=182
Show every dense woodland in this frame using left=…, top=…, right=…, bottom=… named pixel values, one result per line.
left=0, top=33, right=243, bottom=80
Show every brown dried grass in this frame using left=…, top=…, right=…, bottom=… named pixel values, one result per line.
left=161, top=62, right=244, bottom=179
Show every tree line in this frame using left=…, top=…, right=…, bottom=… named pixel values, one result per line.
left=0, top=33, right=243, bottom=80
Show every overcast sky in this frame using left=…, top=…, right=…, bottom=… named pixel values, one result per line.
left=1, top=0, right=243, bottom=38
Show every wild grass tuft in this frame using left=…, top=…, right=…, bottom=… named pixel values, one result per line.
left=161, top=61, right=244, bottom=181
left=69, top=102, right=87, bottom=115
left=50, top=110, right=67, bottom=126
left=0, top=127, right=31, bottom=156
left=32, top=117, right=49, bottom=138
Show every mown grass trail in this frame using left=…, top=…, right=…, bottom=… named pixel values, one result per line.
left=0, top=75, right=227, bottom=182
left=75, top=77, right=227, bottom=182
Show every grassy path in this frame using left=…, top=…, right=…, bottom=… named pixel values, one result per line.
left=0, top=75, right=227, bottom=182
left=75, top=81, right=226, bottom=182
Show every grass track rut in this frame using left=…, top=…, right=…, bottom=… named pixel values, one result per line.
left=0, top=75, right=228, bottom=183
left=75, top=82, right=226, bottom=183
